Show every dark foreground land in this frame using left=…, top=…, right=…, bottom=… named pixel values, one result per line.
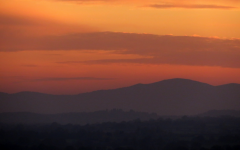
left=1, top=116, right=240, bottom=150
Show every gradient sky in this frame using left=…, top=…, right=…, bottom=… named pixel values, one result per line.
left=0, top=0, right=240, bottom=94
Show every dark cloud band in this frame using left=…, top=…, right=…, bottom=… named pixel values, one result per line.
left=1, top=31, right=240, bottom=68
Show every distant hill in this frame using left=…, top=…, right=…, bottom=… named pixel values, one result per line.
left=198, top=110, right=240, bottom=117
left=0, top=78, right=240, bottom=115
left=0, top=109, right=158, bottom=124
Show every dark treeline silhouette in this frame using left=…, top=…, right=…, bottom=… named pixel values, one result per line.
left=1, top=109, right=240, bottom=125
left=0, top=109, right=159, bottom=124
left=1, top=116, right=240, bottom=150
left=198, top=110, right=240, bottom=118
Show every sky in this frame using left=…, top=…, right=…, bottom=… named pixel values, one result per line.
left=0, top=0, right=240, bottom=95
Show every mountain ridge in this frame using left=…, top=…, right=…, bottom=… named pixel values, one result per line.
left=0, top=78, right=239, bottom=115
left=0, top=78, right=230, bottom=95
left=1, top=78, right=239, bottom=96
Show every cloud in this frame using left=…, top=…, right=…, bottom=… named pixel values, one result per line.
left=147, top=4, right=237, bottom=9
left=57, top=58, right=152, bottom=64
left=1, top=31, right=240, bottom=68
left=58, top=54, right=240, bottom=68
left=0, top=14, right=36, bottom=26
left=0, top=13, right=98, bottom=52
left=54, top=0, right=240, bottom=3
left=53, top=0, right=239, bottom=9
left=54, top=0, right=135, bottom=2
left=32, top=77, right=115, bottom=81
left=53, top=0, right=136, bottom=5
left=0, top=14, right=97, bottom=38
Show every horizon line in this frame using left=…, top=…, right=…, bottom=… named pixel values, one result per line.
left=1, top=78, right=239, bottom=95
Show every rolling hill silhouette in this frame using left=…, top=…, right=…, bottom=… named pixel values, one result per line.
left=0, top=78, right=239, bottom=115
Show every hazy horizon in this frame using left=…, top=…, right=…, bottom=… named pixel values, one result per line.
left=1, top=78, right=240, bottom=95
left=1, top=78, right=239, bottom=115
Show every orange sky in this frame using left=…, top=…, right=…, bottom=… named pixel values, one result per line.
left=0, top=0, right=240, bottom=94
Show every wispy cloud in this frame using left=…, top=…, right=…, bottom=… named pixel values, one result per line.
left=57, top=58, right=152, bottom=64
left=53, top=0, right=239, bottom=9
left=147, top=4, right=237, bottom=9
left=32, top=77, right=115, bottom=81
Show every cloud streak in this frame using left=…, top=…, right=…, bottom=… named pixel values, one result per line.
left=32, top=77, right=115, bottom=81
left=1, top=31, right=240, bottom=68
left=54, top=0, right=239, bottom=9
left=147, top=4, right=237, bottom=9
left=0, top=14, right=97, bottom=38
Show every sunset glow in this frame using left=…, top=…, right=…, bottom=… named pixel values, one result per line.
left=1, top=0, right=240, bottom=94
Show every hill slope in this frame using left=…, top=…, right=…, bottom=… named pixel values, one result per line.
left=0, top=78, right=239, bottom=115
